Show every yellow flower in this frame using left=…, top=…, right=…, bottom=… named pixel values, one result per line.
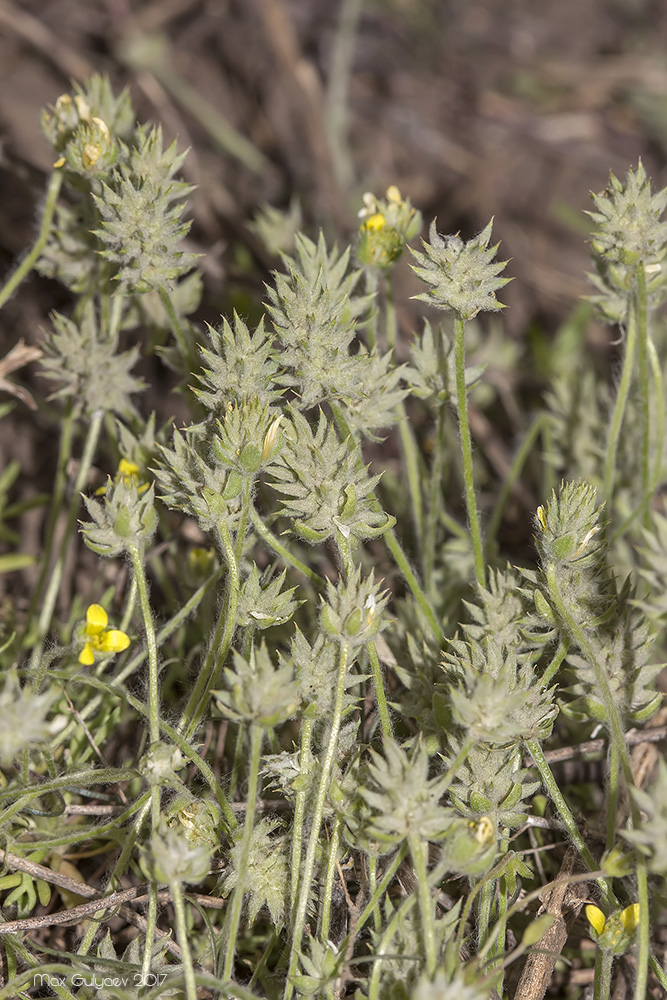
left=79, top=604, right=130, bottom=666
left=620, top=902, right=640, bottom=933
left=585, top=904, right=606, bottom=936
left=363, top=212, right=387, bottom=232
left=585, top=902, right=641, bottom=954
left=95, top=457, right=150, bottom=496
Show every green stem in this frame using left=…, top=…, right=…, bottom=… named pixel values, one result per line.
left=158, top=286, right=196, bottom=374
left=526, top=738, right=613, bottom=902
left=180, top=522, right=239, bottom=739
left=396, top=406, right=425, bottom=559
left=649, top=953, right=667, bottom=990
left=250, top=506, right=323, bottom=587
left=383, top=528, right=443, bottom=644
left=128, top=545, right=160, bottom=749
left=141, top=884, right=158, bottom=983
left=171, top=879, right=198, bottom=1000
left=29, top=409, right=104, bottom=684
left=384, top=271, right=398, bottom=351
left=113, top=566, right=223, bottom=686
left=454, top=314, right=485, bottom=587
left=544, top=564, right=633, bottom=793
left=477, top=876, right=494, bottom=952
left=364, top=270, right=379, bottom=351
left=603, top=285, right=638, bottom=530
left=442, top=736, right=474, bottom=791
left=407, top=833, right=436, bottom=977
left=319, top=815, right=343, bottom=942
left=486, top=412, right=545, bottom=555
left=368, top=885, right=417, bottom=1000
left=367, top=641, right=392, bottom=739
left=424, top=403, right=446, bottom=593
left=606, top=741, right=619, bottom=853
left=636, top=264, right=650, bottom=529
left=593, top=947, right=613, bottom=1000
left=356, top=845, right=407, bottom=935
left=0, top=169, right=63, bottom=310
left=610, top=323, right=665, bottom=542
left=223, top=723, right=263, bottom=980
left=290, top=715, right=314, bottom=920
left=539, top=639, right=569, bottom=689
left=635, top=859, right=650, bottom=1000
left=284, top=643, right=351, bottom=1000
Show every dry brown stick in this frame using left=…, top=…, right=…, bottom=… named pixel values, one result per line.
left=513, top=849, right=587, bottom=1000
left=531, top=725, right=667, bottom=767
left=0, top=883, right=152, bottom=934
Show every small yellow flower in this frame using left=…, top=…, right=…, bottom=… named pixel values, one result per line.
left=585, top=904, right=606, bottom=936
left=386, top=185, right=402, bottom=203
left=620, top=902, right=640, bottom=933
left=95, top=458, right=150, bottom=496
left=78, top=604, right=130, bottom=666
left=364, top=212, right=387, bottom=232
left=585, top=902, right=641, bottom=954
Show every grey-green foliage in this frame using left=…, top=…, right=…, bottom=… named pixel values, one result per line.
left=587, top=160, right=667, bottom=323
left=360, top=739, right=453, bottom=848
left=213, top=641, right=299, bottom=728
left=544, top=368, right=607, bottom=485
left=81, top=480, right=157, bottom=558
left=462, top=566, right=530, bottom=654
left=532, top=481, right=663, bottom=727
left=562, top=580, right=663, bottom=725
left=155, top=399, right=282, bottom=535
left=447, top=741, right=540, bottom=832
left=410, top=219, right=511, bottom=320
left=442, top=637, right=557, bottom=747
left=270, top=408, right=394, bottom=544
left=195, top=314, right=282, bottom=415
left=291, top=628, right=359, bottom=722
left=407, top=319, right=485, bottom=406
left=40, top=304, right=144, bottom=419
left=636, top=511, right=667, bottom=623
left=222, top=817, right=290, bottom=925
left=320, top=568, right=389, bottom=651
left=93, top=128, right=198, bottom=294
left=265, top=232, right=406, bottom=436
left=623, top=756, right=667, bottom=874
left=236, top=564, right=301, bottom=629
left=39, top=80, right=197, bottom=300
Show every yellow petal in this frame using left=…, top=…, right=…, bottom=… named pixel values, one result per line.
left=98, top=629, right=130, bottom=654
left=585, top=904, right=606, bottom=936
left=620, top=903, right=640, bottom=933
left=79, top=643, right=95, bottom=666
left=386, top=185, right=402, bottom=203
left=364, top=212, right=386, bottom=232
left=86, top=604, right=108, bottom=634
left=118, top=458, right=140, bottom=478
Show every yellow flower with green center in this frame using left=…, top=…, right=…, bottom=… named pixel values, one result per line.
left=355, top=185, right=422, bottom=270
left=95, top=457, right=150, bottom=496
left=78, top=604, right=130, bottom=666
left=585, top=902, right=640, bottom=954
left=363, top=212, right=387, bottom=232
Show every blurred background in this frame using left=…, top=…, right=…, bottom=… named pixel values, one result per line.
left=2, top=0, right=667, bottom=339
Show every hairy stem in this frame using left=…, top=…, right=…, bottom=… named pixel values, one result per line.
left=223, top=723, right=263, bottom=980
left=284, top=643, right=350, bottom=1000
left=454, top=314, right=486, bottom=587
